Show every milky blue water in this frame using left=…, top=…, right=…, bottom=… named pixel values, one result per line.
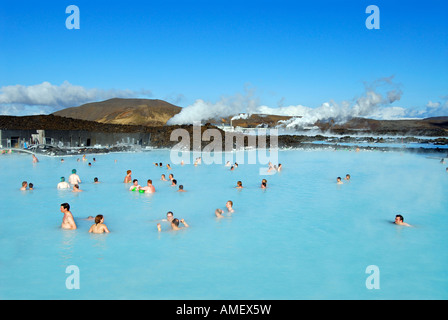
left=1, top=149, right=447, bottom=299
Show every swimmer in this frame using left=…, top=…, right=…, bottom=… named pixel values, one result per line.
left=88, top=215, right=110, bottom=234
left=72, top=184, right=83, bottom=192
left=154, top=163, right=159, bottom=167
left=140, top=179, right=156, bottom=193
left=181, top=160, right=184, bottom=166
left=124, top=170, right=132, bottom=183
left=170, top=218, right=189, bottom=231
left=157, top=211, right=174, bottom=232
left=60, top=203, right=77, bottom=230
left=166, top=164, right=172, bottom=170
left=215, top=208, right=228, bottom=219
left=28, top=183, right=34, bottom=190
left=345, top=174, right=351, bottom=181
left=129, top=179, right=141, bottom=191
left=394, top=214, right=411, bottom=227
left=161, top=174, right=168, bottom=181
left=69, top=169, right=81, bottom=185
left=169, top=173, right=174, bottom=181
left=261, top=179, right=267, bottom=188
left=20, top=181, right=28, bottom=191
left=336, top=177, right=343, bottom=184
left=61, top=158, right=64, bottom=163
left=230, top=166, right=234, bottom=171
left=278, top=163, right=282, bottom=172
left=93, top=177, right=100, bottom=183
left=226, top=200, right=234, bottom=213
left=82, top=154, right=87, bottom=161
left=236, top=181, right=243, bottom=189
left=225, top=161, right=231, bottom=167
left=171, top=179, right=177, bottom=187
left=32, top=154, right=38, bottom=163
left=177, top=185, right=186, bottom=192
left=57, top=177, right=70, bottom=189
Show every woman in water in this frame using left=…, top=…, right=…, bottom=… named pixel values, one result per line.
left=89, top=215, right=110, bottom=234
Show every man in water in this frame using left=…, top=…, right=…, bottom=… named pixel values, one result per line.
left=161, top=174, right=168, bottom=181
left=32, top=154, right=39, bottom=163
left=226, top=200, right=234, bottom=213
left=72, top=184, right=82, bottom=192
left=20, top=181, right=28, bottom=190
left=171, top=179, right=177, bottom=187
left=141, top=179, right=156, bottom=193
left=345, top=174, right=351, bottom=181
left=170, top=218, right=189, bottom=231
left=129, top=179, right=141, bottom=191
left=236, top=181, right=243, bottom=189
left=394, top=214, right=411, bottom=227
left=69, top=169, right=81, bottom=185
left=157, top=211, right=174, bottom=231
left=57, top=177, right=70, bottom=189
left=177, top=185, right=186, bottom=192
left=60, top=203, right=77, bottom=230
left=336, top=177, right=343, bottom=184
left=215, top=208, right=229, bottom=219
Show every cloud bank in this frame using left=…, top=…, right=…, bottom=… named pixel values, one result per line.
left=0, top=81, right=152, bottom=116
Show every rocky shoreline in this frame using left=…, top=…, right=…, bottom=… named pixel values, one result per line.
left=1, top=114, right=447, bottom=158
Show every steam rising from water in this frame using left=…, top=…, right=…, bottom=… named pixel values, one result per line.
left=167, top=77, right=447, bottom=128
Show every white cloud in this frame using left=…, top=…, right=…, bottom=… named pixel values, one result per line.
left=0, top=81, right=152, bottom=116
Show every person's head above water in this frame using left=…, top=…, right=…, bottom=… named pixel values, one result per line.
left=95, top=214, right=104, bottom=224
left=72, top=169, right=76, bottom=174
left=166, top=211, right=174, bottom=222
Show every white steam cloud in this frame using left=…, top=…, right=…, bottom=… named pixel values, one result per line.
left=166, top=76, right=447, bottom=129
left=0, top=81, right=152, bottom=116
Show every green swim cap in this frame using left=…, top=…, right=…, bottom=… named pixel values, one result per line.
left=72, top=169, right=76, bottom=173
left=61, top=177, right=65, bottom=182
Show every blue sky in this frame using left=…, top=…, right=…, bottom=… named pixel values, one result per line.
left=0, top=0, right=447, bottom=119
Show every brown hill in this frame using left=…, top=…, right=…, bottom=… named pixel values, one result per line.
left=52, top=98, right=182, bottom=126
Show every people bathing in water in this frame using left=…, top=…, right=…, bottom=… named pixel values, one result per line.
left=140, top=179, right=156, bottom=193
left=171, top=179, right=177, bottom=187
left=20, top=181, right=28, bottom=190
left=72, top=184, right=83, bottom=192
left=32, top=154, right=39, bottom=163
left=394, top=214, right=411, bottom=227
left=344, top=174, right=351, bottom=181
left=157, top=211, right=174, bottom=231
left=170, top=218, right=189, bottom=231
left=226, top=200, right=234, bottom=213
left=157, top=212, right=189, bottom=231
left=215, top=208, right=231, bottom=219
left=236, top=181, right=243, bottom=189
left=336, top=177, right=343, bottom=184
left=178, top=185, right=186, bottom=192
left=88, top=215, right=110, bottom=234
left=124, top=170, right=132, bottom=183
left=161, top=174, right=168, bottom=181
left=261, top=179, right=267, bottom=189
left=93, top=177, right=100, bottom=183
left=129, top=179, right=141, bottom=191
left=69, top=169, right=81, bottom=185
left=28, top=183, right=34, bottom=190
left=58, top=177, right=70, bottom=189
left=60, top=202, right=77, bottom=230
